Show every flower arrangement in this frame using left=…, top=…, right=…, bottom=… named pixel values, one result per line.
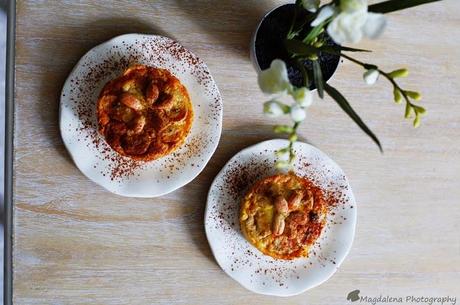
left=258, top=0, right=441, bottom=169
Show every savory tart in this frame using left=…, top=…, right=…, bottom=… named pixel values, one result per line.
left=240, top=172, right=327, bottom=260
left=97, top=64, right=193, bottom=161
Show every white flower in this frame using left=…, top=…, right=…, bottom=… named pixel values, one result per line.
left=302, top=0, right=320, bottom=13
left=292, top=87, right=313, bottom=108
left=325, top=0, right=386, bottom=44
left=258, top=59, right=291, bottom=94
left=290, top=104, right=306, bottom=122
left=311, top=5, right=336, bottom=27
left=362, top=13, right=386, bottom=39
left=363, top=69, right=379, bottom=85
left=263, top=100, right=285, bottom=117
left=327, top=9, right=367, bottom=44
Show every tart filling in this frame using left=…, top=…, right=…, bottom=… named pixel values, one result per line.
left=240, top=172, right=327, bottom=260
left=97, top=65, right=193, bottom=161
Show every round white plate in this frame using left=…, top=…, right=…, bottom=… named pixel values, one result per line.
left=205, top=139, right=356, bottom=296
left=60, top=34, right=223, bottom=197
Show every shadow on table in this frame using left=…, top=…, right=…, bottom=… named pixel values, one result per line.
left=29, top=11, right=317, bottom=265
left=179, top=124, right=316, bottom=264
left=172, top=0, right=276, bottom=58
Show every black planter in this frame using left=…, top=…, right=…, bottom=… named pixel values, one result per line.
left=251, top=4, right=340, bottom=90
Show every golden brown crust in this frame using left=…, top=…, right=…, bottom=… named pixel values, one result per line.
left=97, top=65, right=193, bottom=161
left=240, top=172, right=327, bottom=260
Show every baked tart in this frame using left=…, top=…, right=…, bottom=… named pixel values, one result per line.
left=97, top=65, right=193, bottom=161
left=240, top=172, right=327, bottom=260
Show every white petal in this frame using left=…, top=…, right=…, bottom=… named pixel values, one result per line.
left=311, top=5, right=336, bottom=27
left=292, top=87, right=313, bottom=108
left=363, top=69, right=379, bottom=85
left=290, top=104, right=306, bottom=122
left=363, top=13, right=386, bottom=39
left=258, top=59, right=291, bottom=94
left=263, top=100, right=285, bottom=117
left=327, top=10, right=366, bottom=44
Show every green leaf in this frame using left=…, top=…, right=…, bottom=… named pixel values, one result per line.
left=302, top=22, right=325, bottom=44
left=324, top=83, right=383, bottom=152
left=319, top=48, right=378, bottom=70
left=339, top=46, right=372, bottom=52
left=312, top=60, right=324, bottom=98
left=296, top=59, right=310, bottom=88
left=369, top=0, right=442, bottom=14
left=284, top=39, right=319, bottom=57
left=323, top=45, right=372, bottom=53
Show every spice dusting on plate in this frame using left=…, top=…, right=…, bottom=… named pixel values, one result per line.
left=206, top=143, right=354, bottom=291
left=63, top=35, right=222, bottom=183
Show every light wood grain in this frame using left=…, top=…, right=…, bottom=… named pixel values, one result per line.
left=13, top=0, right=460, bottom=304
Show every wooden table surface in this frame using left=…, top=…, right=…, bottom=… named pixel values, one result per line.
left=12, top=0, right=460, bottom=304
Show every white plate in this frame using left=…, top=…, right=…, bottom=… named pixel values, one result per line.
left=60, top=34, right=223, bottom=197
left=205, top=139, right=356, bottom=296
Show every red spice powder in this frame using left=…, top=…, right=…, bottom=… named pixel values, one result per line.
left=65, top=36, right=222, bottom=181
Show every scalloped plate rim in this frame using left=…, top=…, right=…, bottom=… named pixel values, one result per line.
left=59, top=33, right=223, bottom=197
left=205, top=139, right=357, bottom=296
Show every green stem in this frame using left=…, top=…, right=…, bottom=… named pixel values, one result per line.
left=338, top=53, right=415, bottom=107
left=288, top=122, right=300, bottom=163
left=379, top=72, right=412, bottom=105
left=338, top=53, right=377, bottom=70
left=302, top=20, right=328, bottom=44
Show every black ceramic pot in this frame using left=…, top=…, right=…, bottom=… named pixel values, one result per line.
left=250, top=4, right=340, bottom=90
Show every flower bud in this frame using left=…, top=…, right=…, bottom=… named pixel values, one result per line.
left=313, top=41, right=324, bottom=48
left=363, top=69, right=379, bottom=85
left=275, top=160, right=291, bottom=169
left=413, top=114, right=421, bottom=128
left=263, top=100, right=286, bottom=117
left=388, top=68, right=409, bottom=78
left=405, top=90, right=422, bottom=101
left=290, top=104, right=306, bottom=122
left=276, top=149, right=290, bottom=162
left=258, top=59, right=292, bottom=94
left=404, top=103, right=412, bottom=119
left=412, top=105, right=426, bottom=115
left=289, top=133, right=298, bottom=142
left=292, top=87, right=313, bottom=108
left=273, top=125, right=293, bottom=134
left=393, top=88, right=402, bottom=104
left=311, top=5, right=336, bottom=26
